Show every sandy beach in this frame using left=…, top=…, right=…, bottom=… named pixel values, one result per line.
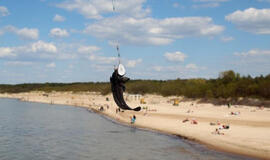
left=1, top=91, right=270, bottom=160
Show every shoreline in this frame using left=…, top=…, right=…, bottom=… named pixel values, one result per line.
left=0, top=91, right=269, bottom=160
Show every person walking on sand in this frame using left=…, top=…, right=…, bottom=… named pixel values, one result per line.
left=131, top=115, right=136, bottom=124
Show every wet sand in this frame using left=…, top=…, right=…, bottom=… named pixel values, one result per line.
left=1, top=91, right=269, bottom=160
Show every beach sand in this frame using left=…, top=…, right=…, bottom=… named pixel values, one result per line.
left=1, top=91, right=270, bottom=159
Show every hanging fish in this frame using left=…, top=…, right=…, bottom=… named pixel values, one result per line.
left=109, top=0, right=140, bottom=111
left=110, top=64, right=141, bottom=111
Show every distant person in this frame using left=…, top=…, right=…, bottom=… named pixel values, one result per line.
left=227, top=103, right=231, bottom=109
left=131, top=115, right=136, bottom=124
left=99, top=106, right=104, bottom=111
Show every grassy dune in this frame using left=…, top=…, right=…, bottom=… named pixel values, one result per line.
left=1, top=71, right=269, bottom=102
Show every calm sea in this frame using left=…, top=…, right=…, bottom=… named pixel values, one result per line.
left=0, top=98, right=255, bottom=160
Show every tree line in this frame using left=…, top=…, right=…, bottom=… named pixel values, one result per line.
left=0, top=70, right=269, bottom=100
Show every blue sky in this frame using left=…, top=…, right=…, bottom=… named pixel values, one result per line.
left=0, top=0, right=270, bottom=84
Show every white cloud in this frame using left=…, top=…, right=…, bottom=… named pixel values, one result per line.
left=84, top=16, right=224, bottom=45
left=226, top=8, right=270, bottom=34
left=76, top=46, right=144, bottom=74
left=0, top=47, right=15, bottom=57
left=56, top=0, right=150, bottom=19
left=77, top=45, right=100, bottom=54
left=234, top=49, right=270, bottom=56
left=152, top=66, right=163, bottom=72
left=0, top=42, right=104, bottom=62
left=53, top=14, right=66, bottom=22
left=126, top=59, right=142, bottom=68
left=50, top=28, right=69, bottom=38
left=0, top=6, right=9, bottom=17
left=17, top=28, right=39, bottom=40
left=89, top=55, right=117, bottom=64
left=3, top=25, right=39, bottom=40
left=0, top=41, right=57, bottom=60
left=164, top=51, right=187, bottom=62
left=91, top=64, right=113, bottom=72
left=31, top=40, right=57, bottom=53
left=220, top=36, right=234, bottom=42
left=232, top=49, right=270, bottom=76
left=88, top=52, right=142, bottom=69
left=0, top=41, right=142, bottom=74
left=151, top=63, right=204, bottom=73
left=185, top=63, right=198, bottom=70
left=46, top=62, right=56, bottom=68
left=4, top=61, right=34, bottom=66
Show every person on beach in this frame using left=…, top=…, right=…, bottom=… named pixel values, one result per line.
left=191, top=119, right=198, bottom=124
left=182, top=118, right=189, bottom=123
left=212, top=128, right=224, bottom=135
left=227, top=103, right=231, bottom=109
left=131, top=115, right=136, bottom=124
left=116, top=108, right=121, bottom=113
left=99, top=106, right=104, bottom=111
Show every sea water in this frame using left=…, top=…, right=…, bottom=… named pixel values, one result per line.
left=0, top=98, right=255, bottom=160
